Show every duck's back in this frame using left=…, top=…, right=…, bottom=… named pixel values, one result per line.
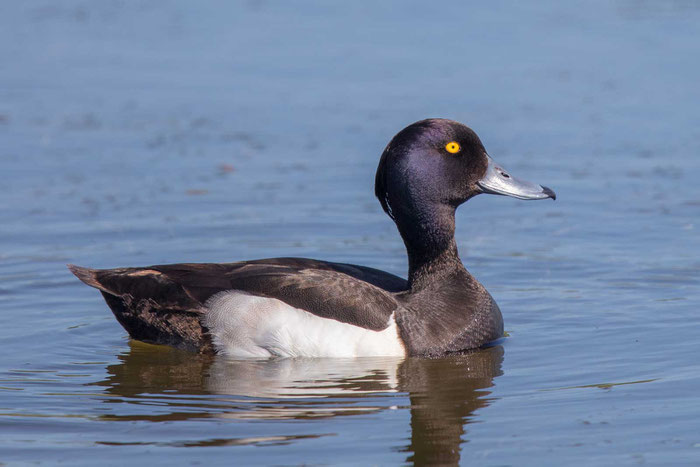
left=69, top=259, right=407, bottom=354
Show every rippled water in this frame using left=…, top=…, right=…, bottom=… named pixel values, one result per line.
left=2, top=1, right=700, bottom=465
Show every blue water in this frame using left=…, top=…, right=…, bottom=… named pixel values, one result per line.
left=1, top=1, right=700, bottom=465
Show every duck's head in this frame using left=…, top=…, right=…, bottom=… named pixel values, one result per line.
left=375, top=118, right=555, bottom=222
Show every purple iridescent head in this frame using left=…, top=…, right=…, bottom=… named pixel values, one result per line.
left=375, top=119, right=555, bottom=221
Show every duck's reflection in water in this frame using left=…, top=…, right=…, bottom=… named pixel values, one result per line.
left=398, top=348, right=503, bottom=465
left=93, top=342, right=503, bottom=463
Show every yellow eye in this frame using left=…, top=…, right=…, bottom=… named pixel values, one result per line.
left=445, top=141, right=461, bottom=154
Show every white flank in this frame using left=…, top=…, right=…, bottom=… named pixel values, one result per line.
left=204, top=291, right=406, bottom=358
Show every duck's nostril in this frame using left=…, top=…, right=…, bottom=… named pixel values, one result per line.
left=501, top=172, right=510, bottom=179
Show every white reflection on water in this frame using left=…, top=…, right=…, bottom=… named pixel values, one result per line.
left=91, top=342, right=503, bottom=463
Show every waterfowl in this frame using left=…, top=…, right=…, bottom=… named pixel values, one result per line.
left=69, top=119, right=555, bottom=358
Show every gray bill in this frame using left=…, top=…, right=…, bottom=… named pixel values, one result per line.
left=477, top=155, right=556, bottom=200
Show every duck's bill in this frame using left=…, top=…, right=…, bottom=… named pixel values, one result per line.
left=477, top=156, right=556, bottom=200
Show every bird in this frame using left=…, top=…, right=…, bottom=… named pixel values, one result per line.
left=69, top=118, right=555, bottom=358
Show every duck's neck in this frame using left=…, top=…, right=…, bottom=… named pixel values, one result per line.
left=394, top=201, right=465, bottom=289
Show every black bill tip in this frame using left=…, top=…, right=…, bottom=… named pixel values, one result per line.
left=541, top=185, right=556, bottom=200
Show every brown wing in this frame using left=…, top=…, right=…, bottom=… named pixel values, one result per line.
left=69, top=258, right=407, bottom=352
left=151, top=258, right=407, bottom=331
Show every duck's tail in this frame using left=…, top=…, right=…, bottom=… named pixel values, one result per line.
left=68, top=264, right=213, bottom=353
